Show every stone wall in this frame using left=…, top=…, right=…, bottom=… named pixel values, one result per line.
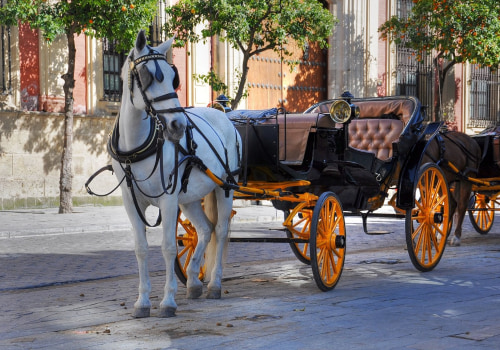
left=0, top=111, right=122, bottom=209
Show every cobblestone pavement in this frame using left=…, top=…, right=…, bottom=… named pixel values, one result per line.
left=0, top=204, right=499, bottom=349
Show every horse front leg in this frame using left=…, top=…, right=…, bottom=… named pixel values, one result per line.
left=133, top=225, right=152, bottom=318
left=157, top=203, right=180, bottom=318
left=122, top=199, right=152, bottom=318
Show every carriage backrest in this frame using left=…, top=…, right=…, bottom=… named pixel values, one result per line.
left=312, top=98, right=415, bottom=160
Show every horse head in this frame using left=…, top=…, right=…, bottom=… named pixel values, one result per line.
left=123, top=30, right=186, bottom=142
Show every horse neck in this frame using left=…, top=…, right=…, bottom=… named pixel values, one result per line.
left=118, top=98, right=152, bottom=152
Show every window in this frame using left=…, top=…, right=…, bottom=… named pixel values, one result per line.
left=468, top=65, right=500, bottom=128
left=102, top=38, right=126, bottom=102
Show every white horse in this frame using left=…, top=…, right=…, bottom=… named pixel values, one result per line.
left=110, top=30, right=241, bottom=318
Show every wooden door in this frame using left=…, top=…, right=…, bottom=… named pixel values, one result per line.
left=246, top=42, right=327, bottom=112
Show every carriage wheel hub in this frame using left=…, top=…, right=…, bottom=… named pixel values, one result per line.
left=330, top=235, right=346, bottom=249
left=433, top=212, right=443, bottom=224
left=336, top=235, right=346, bottom=249
left=422, top=208, right=443, bottom=225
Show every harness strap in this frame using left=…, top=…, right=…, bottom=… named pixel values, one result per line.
left=179, top=123, right=197, bottom=193
left=436, top=132, right=446, bottom=165
left=126, top=164, right=162, bottom=227
left=185, top=112, right=238, bottom=186
left=152, top=92, right=178, bottom=102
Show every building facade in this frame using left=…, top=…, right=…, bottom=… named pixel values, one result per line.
left=0, top=0, right=499, bottom=208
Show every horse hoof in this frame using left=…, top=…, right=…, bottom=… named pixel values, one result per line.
left=449, top=237, right=461, bottom=247
left=206, top=288, right=221, bottom=299
left=158, top=306, right=176, bottom=318
left=187, top=285, right=203, bottom=299
left=132, top=307, right=150, bottom=318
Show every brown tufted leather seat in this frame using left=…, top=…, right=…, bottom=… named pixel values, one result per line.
left=348, top=119, right=403, bottom=160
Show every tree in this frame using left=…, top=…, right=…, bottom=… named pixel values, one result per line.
left=0, top=0, right=157, bottom=213
left=164, top=0, right=336, bottom=110
left=379, top=0, right=500, bottom=121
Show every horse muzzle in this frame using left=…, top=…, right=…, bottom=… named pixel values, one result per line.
left=164, top=116, right=186, bottom=142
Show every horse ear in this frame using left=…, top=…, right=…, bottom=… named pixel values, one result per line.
left=135, top=30, right=147, bottom=52
left=157, top=34, right=176, bottom=56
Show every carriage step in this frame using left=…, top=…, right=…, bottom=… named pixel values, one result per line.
left=361, top=212, right=392, bottom=235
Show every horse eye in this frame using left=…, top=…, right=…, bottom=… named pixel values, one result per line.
left=138, top=65, right=153, bottom=90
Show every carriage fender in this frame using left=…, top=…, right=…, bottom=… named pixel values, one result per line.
left=396, top=121, right=444, bottom=210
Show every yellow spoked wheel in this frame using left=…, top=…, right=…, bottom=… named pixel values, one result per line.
left=468, top=193, right=496, bottom=235
left=174, top=211, right=205, bottom=285
left=310, top=192, right=346, bottom=291
left=405, top=164, right=450, bottom=272
left=283, top=202, right=313, bottom=265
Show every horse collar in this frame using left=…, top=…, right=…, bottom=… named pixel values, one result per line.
left=107, top=114, right=194, bottom=165
left=107, top=114, right=162, bottom=164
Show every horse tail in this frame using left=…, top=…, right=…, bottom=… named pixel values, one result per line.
left=203, top=190, right=230, bottom=282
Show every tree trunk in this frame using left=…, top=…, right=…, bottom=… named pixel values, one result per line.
left=231, top=54, right=250, bottom=110
left=59, top=29, right=76, bottom=214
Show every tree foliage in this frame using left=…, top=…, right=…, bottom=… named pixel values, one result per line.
left=379, top=0, right=500, bottom=120
left=379, top=0, right=500, bottom=68
left=0, top=0, right=157, bottom=213
left=0, top=0, right=158, bottom=51
left=164, top=0, right=336, bottom=109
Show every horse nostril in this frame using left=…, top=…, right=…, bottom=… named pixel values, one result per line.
left=169, top=118, right=186, bottom=134
left=170, top=120, right=178, bottom=130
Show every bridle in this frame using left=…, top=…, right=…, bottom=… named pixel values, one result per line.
left=128, top=47, right=184, bottom=132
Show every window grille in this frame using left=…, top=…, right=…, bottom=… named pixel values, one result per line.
left=395, top=0, right=434, bottom=120
left=102, top=38, right=126, bottom=102
left=1, top=0, right=12, bottom=95
left=468, top=65, right=500, bottom=128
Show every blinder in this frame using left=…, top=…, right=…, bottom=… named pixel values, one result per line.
left=138, top=64, right=154, bottom=91
left=171, top=64, right=180, bottom=90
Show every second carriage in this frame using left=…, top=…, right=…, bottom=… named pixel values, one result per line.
left=175, top=94, right=454, bottom=291
left=456, top=126, right=500, bottom=235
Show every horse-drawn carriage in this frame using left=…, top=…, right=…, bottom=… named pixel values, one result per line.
left=462, top=126, right=500, bottom=235
left=87, top=31, right=459, bottom=317
left=175, top=93, right=454, bottom=292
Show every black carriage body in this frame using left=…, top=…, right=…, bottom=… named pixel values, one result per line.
left=230, top=96, right=432, bottom=212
